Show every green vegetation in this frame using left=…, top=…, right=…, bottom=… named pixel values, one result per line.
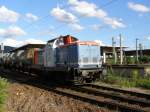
left=0, top=77, right=9, bottom=112
left=125, top=56, right=150, bottom=64
left=126, top=56, right=136, bottom=64
left=101, top=69, right=150, bottom=89
left=106, top=56, right=150, bottom=65
left=139, top=56, right=150, bottom=64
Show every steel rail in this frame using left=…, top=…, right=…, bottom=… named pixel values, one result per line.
left=67, top=86, right=150, bottom=107
left=83, top=84, right=150, bottom=99
left=0, top=68, right=149, bottom=112
left=53, top=87, right=146, bottom=112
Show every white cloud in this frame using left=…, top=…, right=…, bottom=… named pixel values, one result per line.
left=26, top=13, right=38, bottom=21
left=38, top=30, right=55, bottom=36
left=68, top=0, right=79, bottom=5
left=91, top=24, right=103, bottom=30
left=51, top=6, right=78, bottom=24
left=38, top=26, right=57, bottom=36
left=103, top=17, right=125, bottom=29
left=146, top=36, right=150, bottom=40
left=23, top=38, right=46, bottom=44
left=0, top=6, right=20, bottom=23
left=128, top=2, right=150, bottom=13
left=2, top=38, right=46, bottom=47
left=69, top=23, right=84, bottom=31
left=0, top=26, right=26, bottom=38
left=51, top=6, right=84, bottom=31
left=2, top=38, right=23, bottom=47
left=68, top=0, right=125, bottom=29
left=69, top=0, right=107, bottom=18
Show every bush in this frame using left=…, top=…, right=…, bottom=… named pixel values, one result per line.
left=101, top=68, right=150, bottom=89
left=132, top=69, right=140, bottom=79
left=139, top=56, right=150, bottom=64
left=136, top=78, right=150, bottom=89
left=103, top=74, right=136, bottom=88
left=126, top=57, right=136, bottom=64
left=0, top=77, right=9, bottom=112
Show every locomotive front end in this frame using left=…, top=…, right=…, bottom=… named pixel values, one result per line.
left=75, top=41, right=102, bottom=83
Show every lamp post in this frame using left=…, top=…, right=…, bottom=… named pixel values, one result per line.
left=136, top=38, right=139, bottom=63
left=112, top=37, right=117, bottom=64
left=120, top=34, right=123, bottom=64
left=1, top=43, right=4, bottom=59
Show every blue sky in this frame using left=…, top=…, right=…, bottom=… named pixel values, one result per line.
left=0, top=0, right=150, bottom=49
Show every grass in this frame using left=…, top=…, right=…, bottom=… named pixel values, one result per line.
left=101, top=69, right=150, bottom=89
left=0, top=77, right=9, bottom=112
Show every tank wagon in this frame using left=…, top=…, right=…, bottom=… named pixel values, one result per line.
left=2, top=35, right=102, bottom=83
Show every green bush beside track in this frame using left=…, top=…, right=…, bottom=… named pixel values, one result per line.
left=0, top=77, right=9, bottom=112
left=101, top=69, right=150, bottom=89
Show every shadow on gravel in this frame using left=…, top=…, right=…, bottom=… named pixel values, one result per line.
left=0, top=68, right=147, bottom=112
left=0, top=68, right=105, bottom=112
left=0, top=68, right=107, bottom=111
left=0, top=68, right=69, bottom=89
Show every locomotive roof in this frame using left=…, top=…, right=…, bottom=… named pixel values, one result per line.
left=9, top=44, right=45, bottom=52
left=58, top=41, right=100, bottom=48
left=47, top=35, right=78, bottom=43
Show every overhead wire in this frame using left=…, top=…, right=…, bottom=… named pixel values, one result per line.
left=55, top=0, right=120, bottom=30
left=22, top=3, right=70, bottom=31
left=10, top=0, right=120, bottom=41
left=22, top=0, right=120, bottom=33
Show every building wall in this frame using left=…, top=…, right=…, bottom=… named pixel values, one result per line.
left=106, top=65, right=150, bottom=77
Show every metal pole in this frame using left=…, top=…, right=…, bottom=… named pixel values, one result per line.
left=139, top=43, right=143, bottom=58
left=1, top=43, right=4, bottom=59
left=120, top=34, right=123, bottom=64
left=136, top=38, right=139, bottom=63
left=112, top=37, right=116, bottom=64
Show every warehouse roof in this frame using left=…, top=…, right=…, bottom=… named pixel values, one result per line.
left=9, top=44, right=45, bottom=52
left=100, top=46, right=127, bottom=55
left=125, top=49, right=150, bottom=56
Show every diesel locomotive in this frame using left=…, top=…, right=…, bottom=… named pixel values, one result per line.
left=1, top=35, right=102, bottom=83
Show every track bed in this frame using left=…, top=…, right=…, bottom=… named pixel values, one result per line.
left=0, top=68, right=150, bottom=112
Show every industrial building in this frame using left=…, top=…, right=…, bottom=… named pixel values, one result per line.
left=100, top=46, right=127, bottom=64
left=125, top=49, right=150, bottom=56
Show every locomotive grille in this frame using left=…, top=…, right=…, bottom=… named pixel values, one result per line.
left=83, top=57, right=88, bottom=63
left=93, top=57, right=97, bottom=63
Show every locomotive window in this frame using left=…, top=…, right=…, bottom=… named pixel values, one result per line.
left=47, top=42, right=53, bottom=46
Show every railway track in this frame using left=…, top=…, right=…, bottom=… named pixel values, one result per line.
left=0, top=68, right=150, bottom=112
left=57, top=84, right=150, bottom=112
left=85, top=84, right=150, bottom=99
left=75, top=84, right=150, bottom=106
left=53, top=87, right=146, bottom=112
